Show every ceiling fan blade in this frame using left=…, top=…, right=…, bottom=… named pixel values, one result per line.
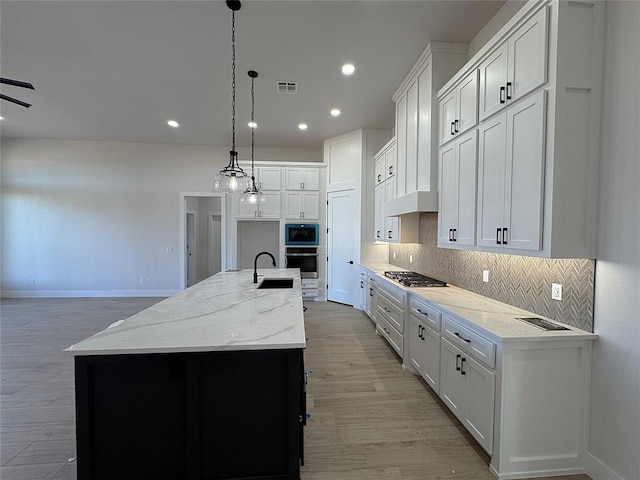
left=0, top=77, right=34, bottom=89
left=0, top=94, right=31, bottom=108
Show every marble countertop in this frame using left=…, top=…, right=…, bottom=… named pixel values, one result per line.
left=65, top=269, right=306, bottom=356
left=360, top=262, right=596, bottom=343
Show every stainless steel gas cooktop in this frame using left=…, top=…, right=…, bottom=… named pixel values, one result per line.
left=384, top=271, right=447, bottom=288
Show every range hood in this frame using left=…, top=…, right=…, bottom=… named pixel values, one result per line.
left=383, top=191, right=438, bottom=216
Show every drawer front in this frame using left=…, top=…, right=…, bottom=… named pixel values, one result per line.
left=301, top=279, right=319, bottom=288
left=409, top=297, right=442, bottom=331
left=377, top=279, right=405, bottom=310
left=442, top=316, right=496, bottom=368
left=378, top=316, right=403, bottom=357
left=377, top=293, right=404, bottom=333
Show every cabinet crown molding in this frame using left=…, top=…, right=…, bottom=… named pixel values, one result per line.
left=393, top=41, right=468, bottom=101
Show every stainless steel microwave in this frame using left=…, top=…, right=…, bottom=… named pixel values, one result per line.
left=285, top=223, right=319, bottom=246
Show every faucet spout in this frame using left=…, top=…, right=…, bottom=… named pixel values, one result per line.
left=253, top=251, right=277, bottom=283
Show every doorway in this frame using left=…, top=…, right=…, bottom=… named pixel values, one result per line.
left=180, top=193, right=226, bottom=290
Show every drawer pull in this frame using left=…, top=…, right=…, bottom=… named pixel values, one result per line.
left=454, top=332, right=472, bottom=343
left=460, top=357, right=467, bottom=375
left=456, top=354, right=461, bottom=371
left=416, top=308, right=428, bottom=317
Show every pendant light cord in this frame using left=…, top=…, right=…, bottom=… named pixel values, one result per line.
left=251, top=73, right=255, bottom=182
left=231, top=10, right=236, bottom=153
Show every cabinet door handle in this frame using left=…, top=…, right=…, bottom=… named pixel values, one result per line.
left=369, top=288, right=373, bottom=297
left=506, top=82, right=512, bottom=100
left=361, top=280, right=364, bottom=288
left=502, top=227, right=508, bottom=245
left=418, top=325, right=423, bottom=340
left=454, top=119, right=460, bottom=133
left=376, top=230, right=381, bottom=238
left=460, top=357, right=467, bottom=375
left=456, top=354, right=461, bottom=371
left=454, top=332, right=472, bottom=343
left=452, top=228, right=457, bottom=242
left=388, top=231, right=393, bottom=239
left=448, top=228, right=452, bottom=241
left=377, top=174, right=381, bottom=182
left=500, top=86, right=506, bottom=104
left=451, top=122, right=455, bottom=136
left=496, top=227, right=502, bottom=245
left=389, top=165, right=393, bottom=176
left=302, top=182, right=305, bottom=189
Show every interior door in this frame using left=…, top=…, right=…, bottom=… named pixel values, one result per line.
left=327, top=189, right=355, bottom=305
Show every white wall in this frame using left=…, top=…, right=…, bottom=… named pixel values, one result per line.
left=587, top=2, right=640, bottom=479
left=466, top=0, right=527, bottom=59
left=0, top=138, right=320, bottom=296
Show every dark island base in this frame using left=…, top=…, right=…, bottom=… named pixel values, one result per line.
left=74, top=349, right=305, bottom=480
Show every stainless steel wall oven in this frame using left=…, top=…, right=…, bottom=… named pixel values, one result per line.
left=285, top=247, right=318, bottom=278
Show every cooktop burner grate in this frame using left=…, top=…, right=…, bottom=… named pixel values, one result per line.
left=383, top=271, right=447, bottom=287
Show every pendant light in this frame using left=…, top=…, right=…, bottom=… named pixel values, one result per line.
left=240, top=70, right=267, bottom=205
left=214, top=0, right=248, bottom=193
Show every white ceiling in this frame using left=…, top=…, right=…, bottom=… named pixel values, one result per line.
left=0, top=1, right=505, bottom=149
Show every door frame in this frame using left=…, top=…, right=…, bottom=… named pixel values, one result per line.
left=179, top=192, right=227, bottom=290
left=186, top=210, right=198, bottom=288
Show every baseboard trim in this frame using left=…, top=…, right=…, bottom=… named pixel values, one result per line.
left=585, top=451, right=625, bottom=480
left=1, top=289, right=178, bottom=298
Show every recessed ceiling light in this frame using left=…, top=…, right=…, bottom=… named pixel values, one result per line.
left=330, top=108, right=341, bottom=117
left=298, top=123, right=308, bottom=131
left=341, top=64, right=355, bottom=76
left=167, top=120, right=179, bottom=128
left=248, top=121, right=257, bottom=129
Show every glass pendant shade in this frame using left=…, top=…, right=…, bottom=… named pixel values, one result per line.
left=240, top=183, right=267, bottom=205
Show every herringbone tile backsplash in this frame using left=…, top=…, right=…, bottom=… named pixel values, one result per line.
left=389, top=213, right=595, bottom=331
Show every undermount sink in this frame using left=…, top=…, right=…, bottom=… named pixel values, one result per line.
left=257, top=278, right=294, bottom=289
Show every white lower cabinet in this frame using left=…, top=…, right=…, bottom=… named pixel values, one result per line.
left=301, top=278, right=319, bottom=299
left=374, top=278, right=406, bottom=357
left=409, top=297, right=441, bottom=393
left=440, top=337, right=495, bottom=454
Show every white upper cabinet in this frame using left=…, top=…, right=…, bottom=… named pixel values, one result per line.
left=237, top=191, right=281, bottom=219
left=438, top=70, right=478, bottom=146
left=478, top=7, right=548, bottom=121
left=437, top=0, right=603, bottom=258
left=284, top=191, right=320, bottom=220
left=285, top=167, right=320, bottom=191
left=254, top=166, right=282, bottom=191
left=438, top=129, right=478, bottom=247
left=477, top=91, right=546, bottom=251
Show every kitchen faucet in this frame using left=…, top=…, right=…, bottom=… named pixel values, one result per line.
left=253, top=251, right=276, bottom=283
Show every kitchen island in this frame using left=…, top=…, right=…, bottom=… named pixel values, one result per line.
left=66, top=269, right=306, bottom=480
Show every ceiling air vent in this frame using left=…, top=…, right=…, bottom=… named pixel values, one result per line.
left=277, top=81, right=298, bottom=94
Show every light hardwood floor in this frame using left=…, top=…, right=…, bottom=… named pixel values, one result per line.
left=0, top=298, right=592, bottom=480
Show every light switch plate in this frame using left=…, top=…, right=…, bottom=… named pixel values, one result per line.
left=552, top=283, right=563, bottom=301
left=409, top=254, right=413, bottom=263
left=482, top=270, right=489, bottom=283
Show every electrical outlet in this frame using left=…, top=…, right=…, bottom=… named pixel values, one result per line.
left=551, top=283, right=563, bottom=301
left=482, top=270, right=489, bottom=283
left=166, top=247, right=174, bottom=253
left=30, top=278, right=36, bottom=285
left=409, top=254, right=413, bottom=263
left=393, top=251, right=396, bottom=259
left=139, top=277, right=146, bottom=285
